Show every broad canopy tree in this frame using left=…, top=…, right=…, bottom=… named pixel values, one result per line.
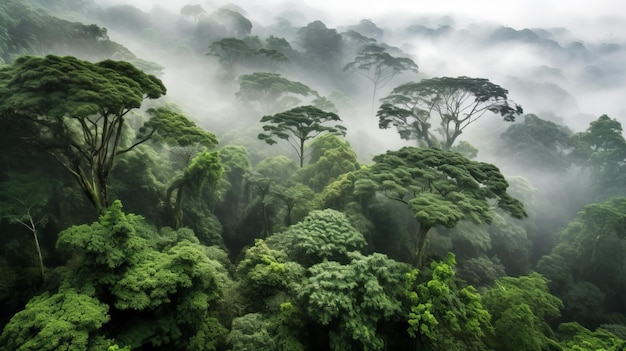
left=377, top=76, right=523, bottom=149
left=343, top=44, right=419, bottom=108
left=0, top=55, right=166, bottom=213
left=258, top=105, right=347, bottom=167
left=237, top=72, right=317, bottom=115
left=363, top=146, right=527, bottom=266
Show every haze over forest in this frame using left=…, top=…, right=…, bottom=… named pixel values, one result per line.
left=1, top=0, right=626, bottom=350
left=80, top=0, right=626, bottom=161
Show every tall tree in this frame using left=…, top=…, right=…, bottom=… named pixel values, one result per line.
left=207, top=37, right=253, bottom=76
left=377, top=76, right=523, bottom=149
left=237, top=72, right=317, bottom=114
left=404, top=253, right=492, bottom=350
left=343, top=44, right=418, bottom=109
left=164, top=151, right=223, bottom=229
left=296, top=20, right=342, bottom=67
left=571, top=114, right=626, bottom=198
left=0, top=172, right=53, bottom=281
left=362, top=146, right=526, bottom=266
left=0, top=55, right=166, bottom=213
left=258, top=105, right=347, bottom=167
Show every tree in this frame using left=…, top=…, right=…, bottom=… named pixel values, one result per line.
left=364, top=146, right=527, bottom=266
left=498, top=114, right=573, bottom=172
left=404, top=253, right=492, bottom=350
left=164, top=151, right=223, bottom=229
left=571, top=114, right=626, bottom=197
left=483, top=273, right=563, bottom=351
left=295, top=134, right=360, bottom=192
left=296, top=20, right=342, bottom=67
left=207, top=38, right=253, bottom=76
left=267, top=209, right=367, bottom=267
left=141, top=106, right=218, bottom=167
left=0, top=172, right=53, bottom=281
left=298, top=252, right=407, bottom=351
left=258, top=105, right=347, bottom=167
left=0, top=55, right=166, bottom=213
left=343, top=44, right=418, bottom=109
left=180, top=4, right=206, bottom=21
left=52, top=201, right=231, bottom=350
left=537, top=197, right=626, bottom=326
left=377, top=76, right=523, bottom=149
left=557, top=322, right=626, bottom=351
left=0, top=287, right=113, bottom=351
left=237, top=72, right=317, bottom=115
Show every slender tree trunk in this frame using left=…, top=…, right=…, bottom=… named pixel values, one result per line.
left=32, top=228, right=45, bottom=281
left=299, top=138, right=305, bottom=168
left=414, top=224, right=431, bottom=267
left=19, top=211, right=45, bottom=281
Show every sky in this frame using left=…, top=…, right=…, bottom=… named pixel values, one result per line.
left=95, top=0, right=626, bottom=125
left=296, top=0, right=626, bottom=40
left=100, top=0, right=626, bottom=41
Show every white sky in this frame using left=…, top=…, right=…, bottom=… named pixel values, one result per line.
left=296, top=0, right=626, bottom=40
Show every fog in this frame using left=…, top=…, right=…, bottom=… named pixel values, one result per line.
left=81, top=0, right=626, bottom=163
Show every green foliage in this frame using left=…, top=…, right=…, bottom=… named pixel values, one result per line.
left=368, top=146, right=526, bottom=265
left=483, top=272, right=563, bottom=350
left=237, top=72, right=317, bottom=114
left=571, top=115, right=626, bottom=197
left=297, top=20, right=343, bottom=66
left=207, top=37, right=253, bottom=76
left=537, top=197, right=626, bottom=326
left=0, top=55, right=166, bottom=211
left=53, top=202, right=230, bottom=350
left=296, top=134, right=360, bottom=192
left=299, top=252, right=407, bottom=350
left=142, top=107, right=218, bottom=149
left=270, top=182, right=315, bottom=226
left=557, top=322, right=626, bottom=351
left=378, top=76, right=522, bottom=149
left=258, top=105, right=347, bottom=167
left=0, top=287, right=111, bottom=351
left=405, top=253, right=492, bottom=350
left=455, top=255, right=505, bottom=288
left=499, top=114, right=573, bottom=172
left=237, top=239, right=304, bottom=308
left=0, top=0, right=130, bottom=62
left=268, top=209, right=367, bottom=267
left=228, top=313, right=276, bottom=351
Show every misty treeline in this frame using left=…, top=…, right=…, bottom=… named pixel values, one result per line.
left=0, top=0, right=625, bottom=350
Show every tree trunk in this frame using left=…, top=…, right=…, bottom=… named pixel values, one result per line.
left=413, top=224, right=431, bottom=267
left=32, top=228, right=45, bottom=281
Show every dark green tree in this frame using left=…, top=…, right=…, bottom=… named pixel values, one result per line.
left=0, top=287, right=113, bottom=351
left=207, top=37, right=253, bottom=76
left=295, top=134, right=360, bottom=192
left=571, top=114, right=626, bottom=197
left=537, top=197, right=626, bottom=327
left=498, top=114, right=573, bottom=172
left=483, top=273, right=563, bottom=351
left=267, top=209, right=367, bottom=267
left=0, top=172, right=53, bottom=281
left=258, top=105, right=347, bottom=167
left=404, top=253, right=492, bottom=350
left=364, top=146, right=526, bottom=266
left=237, top=72, right=317, bottom=115
left=557, top=322, right=626, bottom=351
left=378, top=76, right=522, bottom=149
left=298, top=252, right=407, bottom=351
left=164, top=151, right=223, bottom=229
left=296, top=20, right=343, bottom=67
left=0, top=55, right=166, bottom=213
